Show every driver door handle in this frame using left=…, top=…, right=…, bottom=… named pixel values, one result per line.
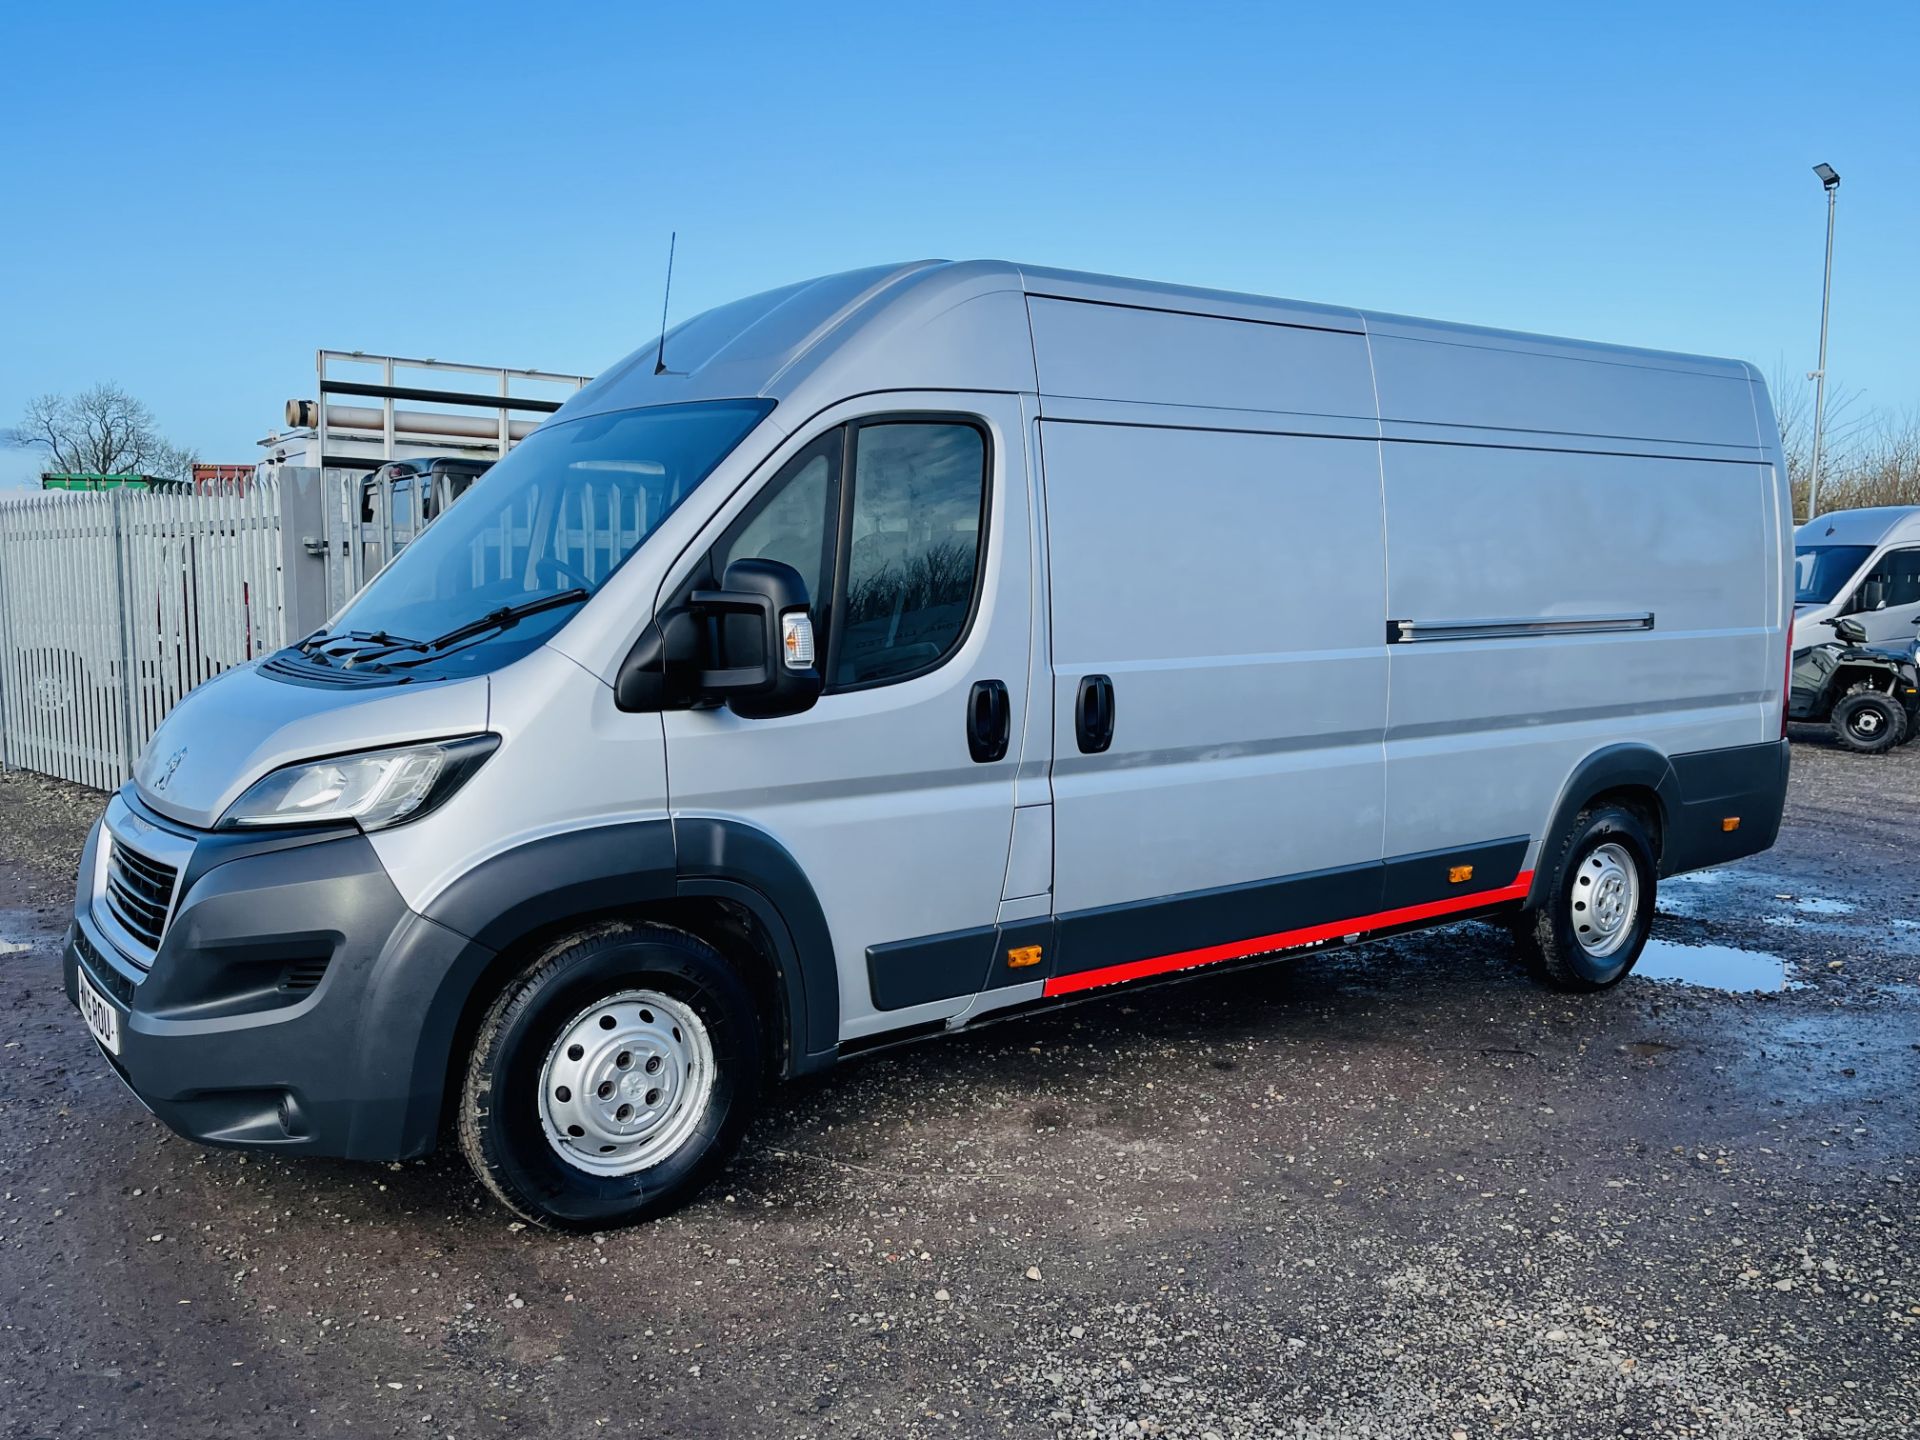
left=967, top=679, right=1011, bottom=763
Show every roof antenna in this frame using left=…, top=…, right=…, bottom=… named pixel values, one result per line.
left=653, top=231, right=678, bottom=375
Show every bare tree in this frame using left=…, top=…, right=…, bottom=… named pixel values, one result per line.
left=3, top=384, right=197, bottom=481
left=1827, top=408, right=1920, bottom=512
left=1766, top=367, right=1920, bottom=520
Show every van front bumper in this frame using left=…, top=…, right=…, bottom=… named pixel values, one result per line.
left=61, top=798, right=491, bottom=1161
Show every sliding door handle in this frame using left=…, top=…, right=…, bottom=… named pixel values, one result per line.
left=1075, top=673, right=1114, bottom=754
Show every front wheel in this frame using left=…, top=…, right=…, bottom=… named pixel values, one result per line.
left=457, top=921, right=763, bottom=1230
left=1832, top=691, right=1905, bottom=753
left=1510, top=804, right=1657, bottom=991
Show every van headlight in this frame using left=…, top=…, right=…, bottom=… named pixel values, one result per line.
left=217, top=735, right=499, bottom=831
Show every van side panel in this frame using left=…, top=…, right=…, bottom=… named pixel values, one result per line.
left=1027, top=297, right=1388, bottom=947
left=1369, top=322, right=1780, bottom=864
left=1027, top=297, right=1375, bottom=422
left=1038, top=417, right=1388, bottom=916
left=1366, top=327, right=1760, bottom=446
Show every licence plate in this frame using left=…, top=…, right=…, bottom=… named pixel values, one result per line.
left=76, top=968, right=122, bottom=1056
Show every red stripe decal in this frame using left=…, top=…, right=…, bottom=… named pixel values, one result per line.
left=1042, top=870, right=1535, bottom=998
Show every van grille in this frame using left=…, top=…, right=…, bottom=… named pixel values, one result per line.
left=74, top=927, right=137, bottom=1004
left=104, top=838, right=179, bottom=958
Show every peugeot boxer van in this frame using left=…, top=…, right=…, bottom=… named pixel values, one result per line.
left=64, top=261, right=1793, bottom=1228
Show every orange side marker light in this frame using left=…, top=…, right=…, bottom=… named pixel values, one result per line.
left=1006, top=945, right=1043, bottom=969
left=1722, top=817, right=1741, bottom=832
left=1448, top=865, right=1474, bottom=884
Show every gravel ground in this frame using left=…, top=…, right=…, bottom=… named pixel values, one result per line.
left=1, top=733, right=1916, bottom=1439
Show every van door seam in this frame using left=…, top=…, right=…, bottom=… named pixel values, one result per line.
left=1361, top=314, right=1391, bottom=864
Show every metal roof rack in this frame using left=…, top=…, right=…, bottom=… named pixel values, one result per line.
left=297, top=350, right=592, bottom=472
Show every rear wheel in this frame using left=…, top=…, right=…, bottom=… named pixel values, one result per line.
left=1510, top=804, right=1657, bottom=991
left=1832, top=691, right=1904, bottom=753
left=458, top=921, right=763, bottom=1230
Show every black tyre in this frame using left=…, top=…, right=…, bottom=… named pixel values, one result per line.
left=458, top=921, right=763, bottom=1230
left=1510, top=804, right=1657, bottom=991
left=1831, top=691, right=1905, bottom=753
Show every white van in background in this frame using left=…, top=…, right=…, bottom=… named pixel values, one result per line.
left=1794, top=507, right=1920, bottom=645
left=64, top=260, right=1793, bottom=1228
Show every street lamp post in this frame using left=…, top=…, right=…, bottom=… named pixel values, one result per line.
left=1806, top=163, right=1841, bottom=522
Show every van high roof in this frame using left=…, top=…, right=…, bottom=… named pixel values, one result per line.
left=1798, top=506, right=1920, bottom=547
left=560, top=259, right=1762, bottom=431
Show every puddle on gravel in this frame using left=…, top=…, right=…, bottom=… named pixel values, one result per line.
left=1793, top=897, right=1856, bottom=916
left=1635, top=939, right=1801, bottom=993
left=0, top=908, right=51, bottom=958
left=1657, top=871, right=1728, bottom=918
left=1663, top=873, right=1722, bottom=900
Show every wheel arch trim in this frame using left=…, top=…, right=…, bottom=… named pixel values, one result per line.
left=1527, top=743, right=1679, bottom=908
left=398, top=817, right=838, bottom=1152
left=672, top=815, right=839, bottom=1073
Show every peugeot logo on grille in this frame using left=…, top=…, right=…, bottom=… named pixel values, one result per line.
left=153, top=748, right=186, bottom=792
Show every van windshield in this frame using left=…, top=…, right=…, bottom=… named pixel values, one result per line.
left=314, top=400, right=773, bottom=671
left=1794, top=544, right=1872, bottom=606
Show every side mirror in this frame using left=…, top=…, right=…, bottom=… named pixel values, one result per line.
left=1857, top=580, right=1888, bottom=612
left=688, top=558, right=823, bottom=719
left=1833, top=616, right=1869, bottom=644
left=613, top=558, right=823, bottom=717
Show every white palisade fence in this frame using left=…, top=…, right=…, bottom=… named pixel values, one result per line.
left=0, top=484, right=289, bottom=790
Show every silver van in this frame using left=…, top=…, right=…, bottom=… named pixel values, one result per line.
left=1794, top=506, right=1920, bottom=646
left=64, top=261, right=1793, bottom=1228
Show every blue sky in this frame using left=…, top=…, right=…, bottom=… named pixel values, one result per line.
left=2, top=1, right=1915, bottom=489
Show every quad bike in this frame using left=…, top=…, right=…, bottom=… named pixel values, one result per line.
left=1787, top=615, right=1920, bottom=753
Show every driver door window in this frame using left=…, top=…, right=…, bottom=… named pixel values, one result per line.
left=708, top=418, right=989, bottom=691
left=1852, top=548, right=1920, bottom=612
left=1846, top=546, right=1920, bottom=643
left=712, top=432, right=840, bottom=610
left=832, top=422, right=988, bottom=688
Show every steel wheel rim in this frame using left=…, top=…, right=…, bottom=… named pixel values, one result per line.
left=1848, top=705, right=1884, bottom=740
left=1570, top=841, right=1639, bottom=960
left=537, top=989, right=715, bottom=1177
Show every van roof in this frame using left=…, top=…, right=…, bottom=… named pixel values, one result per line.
left=1012, top=261, right=1754, bottom=375
left=1797, top=506, right=1920, bottom=547
left=557, top=259, right=1761, bottom=427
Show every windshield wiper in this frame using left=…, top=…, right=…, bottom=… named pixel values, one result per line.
left=296, top=627, right=426, bottom=662
left=376, top=589, right=592, bottom=666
